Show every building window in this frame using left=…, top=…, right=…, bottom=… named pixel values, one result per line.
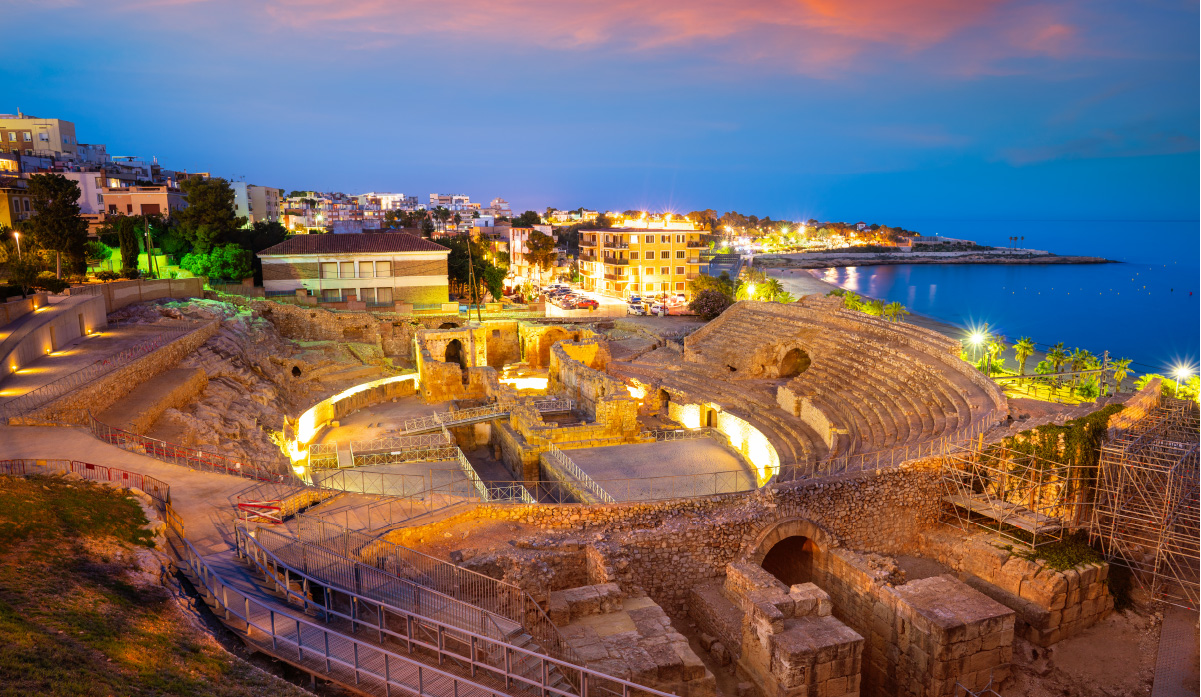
left=377, top=287, right=393, bottom=303
left=320, top=262, right=337, bottom=279
left=645, top=267, right=654, bottom=275
left=359, top=262, right=374, bottom=278
left=676, top=267, right=684, bottom=275
left=22, top=132, right=31, bottom=142
left=630, top=284, right=639, bottom=291
left=375, top=260, right=392, bottom=277
left=360, top=288, right=376, bottom=303
left=661, top=267, right=669, bottom=275
left=676, top=235, right=684, bottom=243
left=321, top=288, right=341, bottom=302
left=645, top=235, right=654, bottom=243
left=126, top=204, right=133, bottom=213
left=660, top=251, right=670, bottom=259
left=675, top=250, right=685, bottom=258
left=6, top=133, right=13, bottom=142
left=676, top=282, right=685, bottom=291
left=660, top=235, right=668, bottom=243
left=339, top=261, right=354, bottom=278
left=38, top=133, right=49, bottom=142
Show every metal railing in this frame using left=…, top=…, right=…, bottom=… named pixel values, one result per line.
left=291, top=515, right=584, bottom=682
left=0, top=323, right=202, bottom=421
left=0, top=458, right=170, bottom=508
left=400, top=400, right=573, bottom=435
left=804, top=412, right=1006, bottom=479
left=308, top=441, right=340, bottom=468
left=457, top=448, right=491, bottom=501
left=348, top=432, right=456, bottom=467
left=543, top=444, right=615, bottom=504
left=90, top=413, right=290, bottom=483
left=249, top=527, right=513, bottom=645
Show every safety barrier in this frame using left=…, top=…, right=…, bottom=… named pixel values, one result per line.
left=90, top=413, right=289, bottom=483
left=0, top=457, right=170, bottom=508
left=808, top=412, right=1006, bottom=479
left=543, top=444, right=615, bottom=504
left=292, top=514, right=582, bottom=680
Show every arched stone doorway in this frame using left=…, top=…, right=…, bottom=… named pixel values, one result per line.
left=537, top=328, right=571, bottom=367
left=761, top=536, right=818, bottom=586
left=779, top=348, right=811, bottom=378
left=445, top=339, right=466, bottom=370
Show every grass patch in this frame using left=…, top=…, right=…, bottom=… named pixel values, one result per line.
left=0, top=475, right=314, bottom=697
left=1012, top=532, right=1104, bottom=571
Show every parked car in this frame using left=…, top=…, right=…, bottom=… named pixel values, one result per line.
left=649, top=302, right=665, bottom=315
left=627, top=303, right=648, bottom=316
left=575, top=299, right=599, bottom=310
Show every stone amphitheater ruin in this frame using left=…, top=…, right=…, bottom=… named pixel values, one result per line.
left=1, top=290, right=1195, bottom=697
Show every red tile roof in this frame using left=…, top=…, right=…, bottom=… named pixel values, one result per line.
left=258, top=232, right=449, bottom=256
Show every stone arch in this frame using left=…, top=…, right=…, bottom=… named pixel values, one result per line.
left=536, top=327, right=572, bottom=367
left=746, top=518, right=839, bottom=566
left=445, top=339, right=466, bottom=369
left=291, top=365, right=302, bottom=377
left=439, top=322, right=460, bottom=329
left=778, top=347, right=811, bottom=378
left=658, top=388, right=671, bottom=412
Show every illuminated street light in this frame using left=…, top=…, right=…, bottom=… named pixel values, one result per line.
left=969, top=332, right=985, bottom=346
left=1172, top=364, right=1193, bottom=398
left=13, top=231, right=20, bottom=259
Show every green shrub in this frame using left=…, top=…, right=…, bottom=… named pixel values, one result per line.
left=120, top=267, right=141, bottom=280
left=33, top=272, right=69, bottom=293
left=95, top=270, right=119, bottom=281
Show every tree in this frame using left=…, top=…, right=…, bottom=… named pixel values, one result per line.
left=420, top=218, right=435, bottom=238
left=986, top=336, right=1009, bottom=375
left=841, top=291, right=862, bottom=311
left=383, top=210, right=405, bottom=230
left=1014, top=337, right=1036, bottom=376
left=513, top=210, right=542, bottom=228
left=774, top=291, right=796, bottom=304
left=1047, top=343, right=1068, bottom=374
left=861, top=299, right=885, bottom=316
left=98, top=215, right=143, bottom=273
left=444, top=236, right=504, bottom=303
left=690, top=272, right=735, bottom=300
left=175, top=177, right=246, bottom=253
left=226, top=221, right=288, bottom=284
left=524, top=231, right=558, bottom=284
left=689, top=289, right=732, bottom=320
left=1068, top=348, right=1096, bottom=389
left=180, top=243, right=252, bottom=281
left=26, top=173, right=88, bottom=278
left=883, top=301, right=910, bottom=323
left=760, top=277, right=785, bottom=301
left=6, top=254, right=43, bottom=297
left=594, top=212, right=612, bottom=228
left=1110, top=358, right=1133, bottom=394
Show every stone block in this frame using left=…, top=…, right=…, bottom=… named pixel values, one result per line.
left=645, top=641, right=684, bottom=682
left=676, top=642, right=709, bottom=681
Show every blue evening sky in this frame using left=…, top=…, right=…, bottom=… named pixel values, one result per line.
left=4, top=0, right=1197, bottom=221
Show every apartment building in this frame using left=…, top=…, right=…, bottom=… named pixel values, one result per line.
left=0, top=177, right=32, bottom=228
left=100, top=185, right=188, bottom=217
left=258, top=232, right=451, bottom=305
left=579, top=221, right=705, bottom=300
left=0, top=112, right=78, bottom=159
left=232, top=182, right=281, bottom=225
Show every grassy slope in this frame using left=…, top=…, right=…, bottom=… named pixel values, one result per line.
left=0, top=474, right=314, bottom=697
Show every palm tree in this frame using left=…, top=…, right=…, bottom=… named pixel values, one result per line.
left=1047, top=343, right=1068, bottom=374
left=883, top=301, right=910, bottom=323
left=1068, top=348, right=1096, bottom=391
left=1014, top=337, right=1035, bottom=376
left=987, top=336, right=1009, bottom=375
left=775, top=291, right=796, bottom=303
left=842, top=292, right=862, bottom=311
left=862, top=299, right=885, bottom=316
left=761, top=277, right=785, bottom=301
left=1110, top=358, right=1133, bottom=394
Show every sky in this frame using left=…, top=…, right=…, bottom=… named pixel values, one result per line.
left=4, top=0, right=1198, bottom=221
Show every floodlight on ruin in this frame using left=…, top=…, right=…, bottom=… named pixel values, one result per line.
left=968, top=331, right=986, bottom=346
left=1173, top=365, right=1193, bottom=380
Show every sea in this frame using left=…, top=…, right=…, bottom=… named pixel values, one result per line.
left=811, top=220, right=1199, bottom=376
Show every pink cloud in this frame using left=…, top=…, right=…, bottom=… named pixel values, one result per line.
left=176, top=0, right=1083, bottom=74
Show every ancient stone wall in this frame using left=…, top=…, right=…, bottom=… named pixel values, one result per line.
left=548, top=339, right=631, bottom=421
left=16, top=321, right=221, bottom=426
left=914, top=528, right=1113, bottom=647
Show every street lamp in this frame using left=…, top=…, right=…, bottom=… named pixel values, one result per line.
left=13, top=231, right=20, bottom=259
left=1172, top=365, right=1193, bottom=398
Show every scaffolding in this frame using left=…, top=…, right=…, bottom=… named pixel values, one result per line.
left=1088, top=398, right=1200, bottom=609
left=940, top=437, right=1091, bottom=549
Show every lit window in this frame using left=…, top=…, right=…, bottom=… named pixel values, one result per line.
left=375, top=261, right=392, bottom=277
left=6, top=133, right=13, bottom=142
left=675, top=250, right=685, bottom=258
left=660, top=235, right=668, bottom=243
left=320, top=262, right=337, bottom=279
left=676, top=235, right=684, bottom=243
left=631, top=284, right=639, bottom=291
left=645, top=235, right=654, bottom=243
left=339, top=261, right=354, bottom=278
left=661, top=267, right=669, bottom=275
left=22, top=132, right=31, bottom=142
left=676, top=282, right=684, bottom=291
left=630, top=252, right=638, bottom=260
left=660, top=251, right=670, bottom=259
left=645, top=267, right=654, bottom=275
left=676, top=267, right=684, bottom=275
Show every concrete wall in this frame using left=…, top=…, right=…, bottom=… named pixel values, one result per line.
left=66, top=278, right=205, bottom=313
left=0, top=294, right=107, bottom=374
left=14, top=320, right=219, bottom=425
left=0, top=292, right=48, bottom=326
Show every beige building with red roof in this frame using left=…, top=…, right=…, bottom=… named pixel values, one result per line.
left=257, top=232, right=451, bottom=306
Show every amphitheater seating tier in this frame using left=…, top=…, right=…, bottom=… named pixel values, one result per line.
left=612, top=299, right=1005, bottom=465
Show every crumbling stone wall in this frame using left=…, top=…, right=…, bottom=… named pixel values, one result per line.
left=915, top=528, right=1113, bottom=647
left=548, top=339, right=631, bottom=421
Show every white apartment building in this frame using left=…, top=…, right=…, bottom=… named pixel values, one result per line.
left=232, top=182, right=281, bottom=226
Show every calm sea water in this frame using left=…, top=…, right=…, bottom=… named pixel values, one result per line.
left=813, top=220, right=1199, bottom=374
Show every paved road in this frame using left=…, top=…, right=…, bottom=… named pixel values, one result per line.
left=1152, top=605, right=1201, bottom=697
left=0, top=424, right=253, bottom=554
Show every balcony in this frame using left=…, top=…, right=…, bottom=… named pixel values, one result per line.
left=686, top=273, right=700, bottom=280
left=687, top=241, right=706, bottom=248
left=580, top=238, right=597, bottom=247
left=603, top=273, right=627, bottom=281
left=604, top=258, right=630, bottom=266
left=580, top=253, right=598, bottom=262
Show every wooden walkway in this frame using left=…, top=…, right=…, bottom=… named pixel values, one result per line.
left=942, top=493, right=1063, bottom=535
